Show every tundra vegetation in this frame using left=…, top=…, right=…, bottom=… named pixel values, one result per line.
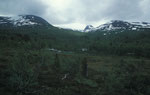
left=0, top=27, right=150, bottom=95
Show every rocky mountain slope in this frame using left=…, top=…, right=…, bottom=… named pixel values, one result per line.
left=0, top=15, right=51, bottom=28
left=84, top=20, right=150, bottom=32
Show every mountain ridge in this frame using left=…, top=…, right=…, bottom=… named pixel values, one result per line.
left=83, top=20, right=150, bottom=32
left=0, top=15, right=52, bottom=28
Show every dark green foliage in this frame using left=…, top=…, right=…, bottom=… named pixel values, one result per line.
left=7, top=52, right=38, bottom=93
left=84, top=30, right=150, bottom=57
left=0, top=26, right=150, bottom=95
left=60, top=54, right=80, bottom=77
left=53, top=54, right=61, bottom=72
left=81, top=58, right=88, bottom=77
left=0, top=26, right=150, bottom=57
left=96, top=59, right=150, bottom=95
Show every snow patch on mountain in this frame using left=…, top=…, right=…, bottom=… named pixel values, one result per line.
left=130, top=22, right=150, bottom=28
left=8, top=15, right=38, bottom=26
left=83, top=25, right=94, bottom=32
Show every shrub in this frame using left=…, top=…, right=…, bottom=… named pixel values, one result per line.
left=7, top=53, right=38, bottom=93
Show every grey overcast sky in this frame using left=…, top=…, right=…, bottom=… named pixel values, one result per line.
left=0, top=0, right=150, bottom=29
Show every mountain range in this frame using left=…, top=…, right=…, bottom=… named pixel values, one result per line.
left=83, top=20, right=150, bottom=32
left=1, top=15, right=150, bottom=32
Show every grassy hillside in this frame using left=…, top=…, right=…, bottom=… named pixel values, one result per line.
left=85, top=29, right=150, bottom=57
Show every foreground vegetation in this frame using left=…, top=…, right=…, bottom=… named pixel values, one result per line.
left=0, top=27, right=150, bottom=95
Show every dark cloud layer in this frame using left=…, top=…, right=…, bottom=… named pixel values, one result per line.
left=0, top=0, right=47, bottom=16
left=0, top=0, right=150, bottom=29
left=79, top=0, right=146, bottom=22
